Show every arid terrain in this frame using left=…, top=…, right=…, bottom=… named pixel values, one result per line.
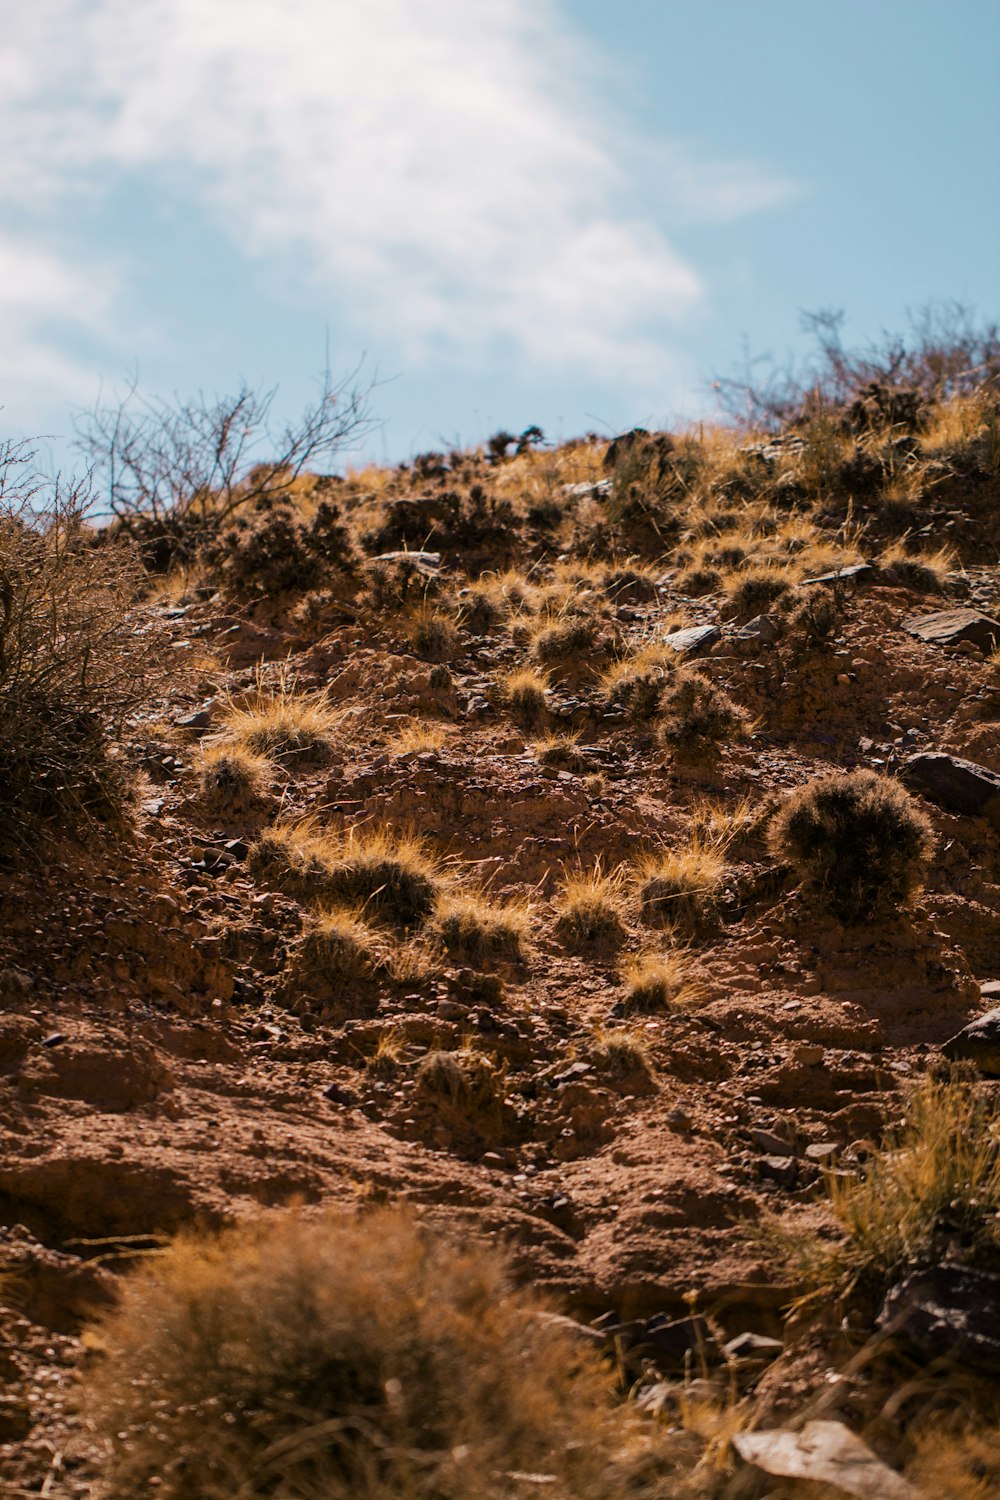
left=3, top=355, right=1000, bottom=1496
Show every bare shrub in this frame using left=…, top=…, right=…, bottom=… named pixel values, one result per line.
left=75, top=365, right=375, bottom=568
left=82, top=1208, right=623, bottom=1500
left=0, top=448, right=164, bottom=843
left=658, top=673, right=749, bottom=760
left=768, top=769, right=933, bottom=922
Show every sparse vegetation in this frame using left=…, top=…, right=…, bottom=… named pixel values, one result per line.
left=658, top=673, right=750, bottom=760
left=621, top=952, right=695, bottom=1013
left=198, top=742, right=272, bottom=810
left=250, top=822, right=441, bottom=925
left=219, top=671, right=339, bottom=765
left=432, top=893, right=528, bottom=962
left=638, top=841, right=726, bottom=937
left=768, top=768, right=934, bottom=922
left=555, top=863, right=627, bottom=951
left=0, top=455, right=164, bottom=843
left=503, top=665, right=549, bottom=727
left=82, top=1209, right=623, bottom=1500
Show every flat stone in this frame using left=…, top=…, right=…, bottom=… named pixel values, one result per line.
left=749, top=1128, right=796, bottom=1157
left=903, top=751, right=1000, bottom=826
left=880, top=1264, right=1000, bottom=1373
left=980, top=980, right=1000, bottom=1000
left=663, top=624, right=721, bottom=655
left=175, top=708, right=212, bottom=730
left=735, top=1420, right=916, bottom=1499
left=903, top=607, right=1000, bottom=652
left=735, top=613, right=778, bottom=644
left=801, top=561, right=876, bottom=587
left=942, top=1008, right=1000, bottom=1074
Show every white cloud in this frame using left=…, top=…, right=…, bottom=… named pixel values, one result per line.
left=0, top=0, right=798, bottom=413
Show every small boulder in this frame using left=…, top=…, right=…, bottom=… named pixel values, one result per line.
left=903, top=607, right=1000, bottom=652
left=942, top=1008, right=1000, bottom=1075
left=903, top=751, right=1000, bottom=826
left=663, top=624, right=721, bottom=656
left=735, top=613, right=778, bottom=644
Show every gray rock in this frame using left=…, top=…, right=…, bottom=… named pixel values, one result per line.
left=880, top=1264, right=1000, bottom=1372
left=663, top=624, right=721, bottom=655
left=903, top=607, right=1000, bottom=652
left=980, top=980, right=1000, bottom=1000
left=942, top=1008, right=1000, bottom=1074
left=801, top=561, right=876, bottom=587
left=903, top=751, right=1000, bottom=826
left=735, top=614, right=778, bottom=644
left=749, top=1128, right=796, bottom=1157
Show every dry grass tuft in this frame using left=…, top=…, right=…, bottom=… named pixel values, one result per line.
left=601, top=642, right=679, bottom=720
left=590, top=1025, right=654, bottom=1079
left=220, top=670, right=339, bottom=766
left=198, top=743, right=272, bottom=810
left=621, top=952, right=697, bottom=1013
left=533, top=730, right=593, bottom=773
left=82, top=1207, right=627, bottom=1500
left=658, top=673, right=749, bottom=760
left=775, top=1080, right=1000, bottom=1299
left=555, top=863, right=628, bottom=952
left=638, top=841, right=726, bottom=937
left=432, top=894, right=528, bottom=963
left=388, top=720, right=449, bottom=756
left=295, top=907, right=379, bottom=985
left=250, top=822, right=441, bottom=926
left=503, top=666, right=549, bottom=728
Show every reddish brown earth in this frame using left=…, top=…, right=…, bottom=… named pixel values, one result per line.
left=2, top=467, right=1000, bottom=1493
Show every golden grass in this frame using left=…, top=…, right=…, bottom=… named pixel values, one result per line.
left=637, top=840, right=726, bottom=936
left=621, top=952, right=698, bottom=1013
left=296, top=906, right=379, bottom=984
left=503, top=665, right=549, bottom=727
left=555, top=862, right=628, bottom=951
left=388, top=720, right=449, bottom=756
left=532, top=730, right=593, bottom=773
left=219, top=669, right=340, bottom=765
left=197, top=742, right=272, bottom=810
left=431, top=893, right=529, bottom=963
left=590, top=1024, right=653, bottom=1078
left=879, top=537, right=956, bottom=589
left=770, top=1079, right=1000, bottom=1299
left=82, top=1208, right=628, bottom=1500
left=249, top=821, right=442, bottom=926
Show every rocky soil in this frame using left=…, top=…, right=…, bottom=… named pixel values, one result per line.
left=3, top=412, right=1000, bottom=1495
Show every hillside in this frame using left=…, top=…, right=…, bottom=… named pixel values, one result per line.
left=2, top=371, right=1000, bottom=1496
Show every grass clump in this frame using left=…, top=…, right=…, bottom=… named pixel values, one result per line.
left=638, top=841, right=726, bottom=937
left=296, top=907, right=378, bottom=985
left=621, top=952, right=695, bottom=1013
left=388, top=720, right=449, bottom=756
left=723, top=562, right=792, bottom=618
left=503, top=666, right=549, bottom=728
left=767, top=768, right=933, bottom=922
left=221, top=671, right=339, bottom=766
left=82, top=1207, right=623, bottom=1500
left=658, top=673, right=749, bottom=760
left=533, top=731, right=593, bottom=773
left=250, top=823, right=441, bottom=927
left=780, top=1080, right=1000, bottom=1300
left=198, top=743, right=272, bottom=811
left=601, top=643, right=678, bottom=720
left=555, top=864, right=627, bottom=952
left=432, top=894, right=528, bottom=963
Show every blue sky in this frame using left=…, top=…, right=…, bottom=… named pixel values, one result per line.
left=3, top=0, right=998, bottom=473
